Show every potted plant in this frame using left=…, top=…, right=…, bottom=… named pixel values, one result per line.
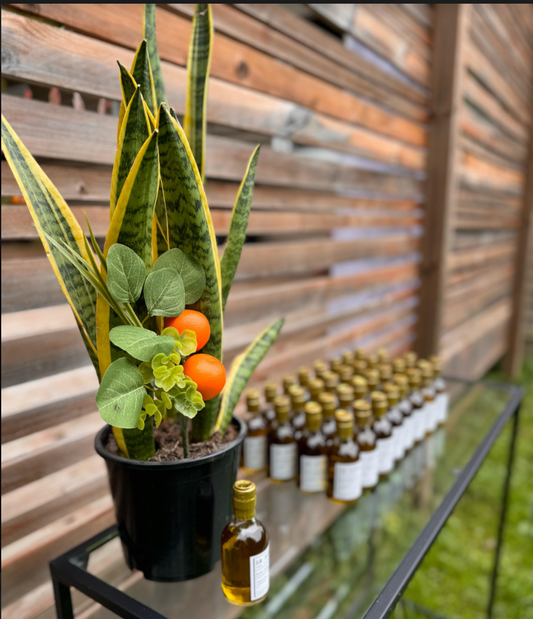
left=1, top=4, right=283, bottom=582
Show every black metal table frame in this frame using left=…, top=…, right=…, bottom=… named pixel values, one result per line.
left=49, top=379, right=524, bottom=619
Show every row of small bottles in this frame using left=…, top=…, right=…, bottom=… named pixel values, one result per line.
left=241, top=348, right=448, bottom=504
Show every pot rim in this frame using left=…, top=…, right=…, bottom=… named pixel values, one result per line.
left=95, top=416, right=247, bottom=470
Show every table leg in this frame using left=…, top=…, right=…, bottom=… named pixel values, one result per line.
left=53, top=577, right=74, bottom=619
left=486, top=404, right=520, bottom=619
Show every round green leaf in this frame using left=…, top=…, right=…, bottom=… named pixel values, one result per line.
left=109, top=325, right=175, bottom=361
left=152, top=248, right=206, bottom=305
left=144, top=267, right=185, bottom=317
left=107, top=243, right=146, bottom=304
left=96, top=357, right=146, bottom=428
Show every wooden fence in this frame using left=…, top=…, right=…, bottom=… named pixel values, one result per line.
left=1, top=4, right=532, bottom=618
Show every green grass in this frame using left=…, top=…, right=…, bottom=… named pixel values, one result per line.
left=394, top=359, right=533, bottom=619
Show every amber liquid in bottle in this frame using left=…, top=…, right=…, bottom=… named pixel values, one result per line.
left=351, top=376, right=368, bottom=440
left=221, top=481, right=269, bottom=606
left=298, top=402, right=328, bottom=493
left=242, top=390, right=269, bottom=473
left=371, top=391, right=394, bottom=479
left=268, top=396, right=297, bottom=482
left=355, top=399, right=379, bottom=490
left=319, top=392, right=337, bottom=444
left=327, top=410, right=361, bottom=504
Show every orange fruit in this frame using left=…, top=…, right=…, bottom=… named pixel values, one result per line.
left=164, top=310, right=210, bottom=351
left=183, top=354, right=226, bottom=401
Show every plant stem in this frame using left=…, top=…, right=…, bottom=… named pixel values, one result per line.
left=123, top=303, right=144, bottom=328
left=180, top=414, right=189, bottom=458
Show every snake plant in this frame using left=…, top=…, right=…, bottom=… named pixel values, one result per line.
left=1, top=3, right=284, bottom=460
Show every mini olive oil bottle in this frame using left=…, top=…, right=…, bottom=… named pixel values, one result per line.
left=263, top=381, right=278, bottom=429
left=383, top=382, right=405, bottom=462
left=298, top=402, right=328, bottom=493
left=221, top=481, right=269, bottom=606
left=430, top=355, right=449, bottom=426
left=394, top=373, right=415, bottom=453
left=355, top=399, right=379, bottom=490
left=371, top=391, right=395, bottom=478
left=338, top=364, right=354, bottom=384
left=327, top=410, right=362, bottom=504
left=269, top=396, right=298, bottom=482
left=337, top=383, right=355, bottom=413
left=242, top=390, right=269, bottom=473
left=419, top=361, right=437, bottom=434
left=298, top=366, right=311, bottom=389
left=365, top=368, right=380, bottom=395
left=288, top=385, right=306, bottom=439
left=323, top=370, right=340, bottom=397
left=407, top=368, right=425, bottom=444
left=318, top=392, right=337, bottom=443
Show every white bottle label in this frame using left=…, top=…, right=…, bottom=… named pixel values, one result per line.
left=392, top=425, right=403, bottom=460
left=300, top=454, right=327, bottom=492
left=269, top=443, right=297, bottom=480
left=249, top=544, right=270, bottom=601
left=414, top=409, right=425, bottom=441
left=360, top=449, right=379, bottom=488
left=405, top=416, right=415, bottom=450
left=333, top=460, right=362, bottom=501
left=243, top=435, right=267, bottom=471
left=437, top=393, right=449, bottom=423
left=377, top=436, right=395, bottom=474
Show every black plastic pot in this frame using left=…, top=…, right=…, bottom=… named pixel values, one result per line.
left=95, top=418, right=246, bottom=582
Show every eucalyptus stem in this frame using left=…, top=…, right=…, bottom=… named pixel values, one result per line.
left=123, top=303, right=144, bottom=328
left=180, top=414, right=189, bottom=458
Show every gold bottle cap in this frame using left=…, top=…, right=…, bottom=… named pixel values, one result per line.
left=365, top=368, right=380, bottom=389
left=283, top=375, right=296, bottom=394
left=353, top=359, right=368, bottom=376
left=318, top=391, right=336, bottom=417
left=354, top=399, right=371, bottom=424
left=392, top=358, right=406, bottom=374
left=406, top=368, right=421, bottom=386
left=309, top=378, right=325, bottom=399
left=378, top=363, right=392, bottom=382
left=298, top=366, right=310, bottom=386
left=330, top=357, right=342, bottom=372
left=338, top=364, right=354, bottom=382
left=335, top=409, right=354, bottom=438
left=323, top=370, right=340, bottom=390
left=367, top=354, right=378, bottom=369
left=233, top=480, right=256, bottom=519
left=377, top=347, right=389, bottom=363
left=337, top=383, right=354, bottom=406
left=274, top=395, right=290, bottom=419
left=393, top=373, right=408, bottom=397
left=404, top=351, right=417, bottom=368
left=420, top=364, right=433, bottom=379
left=246, top=389, right=260, bottom=412
left=371, top=391, right=387, bottom=416
left=342, top=350, right=354, bottom=365
left=431, top=357, right=442, bottom=377
left=264, top=381, right=278, bottom=402
left=288, top=384, right=306, bottom=405
left=383, top=381, right=399, bottom=399
left=352, top=375, right=368, bottom=398
left=355, top=347, right=367, bottom=361
left=305, top=401, right=322, bottom=430
left=313, top=359, right=327, bottom=378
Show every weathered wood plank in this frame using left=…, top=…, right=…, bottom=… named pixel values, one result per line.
left=417, top=4, right=470, bottom=358
left=1, top=11, right=426, bottom=168
left=6, top=4, right=427, bottom=146
left=1, top=96, right=423, bottom=195
left=447, top=243, right=516, bottom=272
left=459, top=150, right=525, bottom=195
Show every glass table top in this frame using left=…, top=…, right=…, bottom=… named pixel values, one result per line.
left=67, top=380, right=516, bottom=619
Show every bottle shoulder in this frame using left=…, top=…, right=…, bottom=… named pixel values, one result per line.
left=270, top=422, right=295, bottom=443
left=300, top=431, right=327, bottom=455
left=248, top=415, right=267, bottom=433
left=373, top=417, right=392, bottom=437
left=221, top=518, right=269, bottom=548
left=330, top=438, right=359, bottom=459
left=356, top=427, right=377, bottom=449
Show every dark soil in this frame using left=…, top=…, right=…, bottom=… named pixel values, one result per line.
left=105, top=418, right=239, bottom=462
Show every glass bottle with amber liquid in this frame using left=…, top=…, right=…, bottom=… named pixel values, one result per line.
left=430, top=355, right=448, bottom=426
left=308, top=377, right=325, bottom=403
left=269, top=396, right=297, bottom=482
left=407, top=368, right=425, bottom=444
left=355, top=399, right=379, bottom=490
left=327, top=410, right=362, bottom=504
left=352, top=375, right=368, bottom=401
left=371, top=391, right=394, bottom=478
left=288, top=385, right=306, bottom=440
left=419, top=361, right=437, bottom=434
left=318, top=392, right=337, bottom=444
left=394, top=373, right=414, bottom=453
left=262, top=381, right=278, bottom=430
left=337, top=383, right=355, bottom=413
left=242, top=390, right=269, bottom=473
left=383, top=382, right=405, bottom=462
left=323, top=371, right=340, bottom=400
left=298, top=402, right=328, bottom=493
left=221, top=481, right=269, bottom=606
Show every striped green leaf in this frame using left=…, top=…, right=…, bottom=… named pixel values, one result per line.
left=1, top=115, right=100, bottom=378
left=113, top=423, right=155, bottom=460
left=220, top=145, right=260, bottom=311
left=143, top=4, right=167, bottom=107
left=184, top=3, right=213, bottom=181
left=110, top=87, right=152, bottom=219
left=216, top=318, right=284, bottom=434
left=131, top=39, right=157, bottom=118
left=97, top=131, right=160, bottom=377
left=118, top=62, right=137, bottom=106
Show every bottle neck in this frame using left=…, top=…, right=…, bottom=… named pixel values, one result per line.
left=234, top=508, right=256, bottom=521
